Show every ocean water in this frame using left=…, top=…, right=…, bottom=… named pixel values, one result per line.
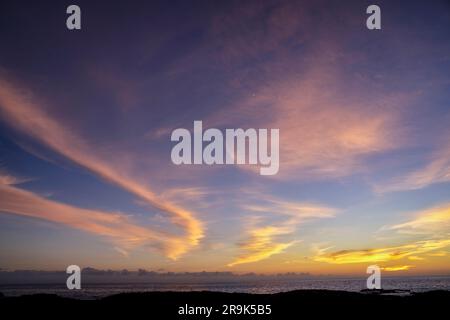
left=1, top=276, right=450, bottom=299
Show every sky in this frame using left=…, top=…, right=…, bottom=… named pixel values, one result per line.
left=0, top=0, right=449, bottom=276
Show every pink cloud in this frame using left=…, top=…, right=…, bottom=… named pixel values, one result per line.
left=0, top=76, right=204, bottom=259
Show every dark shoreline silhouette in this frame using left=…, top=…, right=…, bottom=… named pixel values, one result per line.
left=1, top=289, right=449, bottom=319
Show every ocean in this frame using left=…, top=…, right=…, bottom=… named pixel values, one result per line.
left=1, top=276, right=449, bottom=299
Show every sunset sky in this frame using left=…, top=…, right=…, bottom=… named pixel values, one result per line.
left=0, top=0, right=449, bottom=276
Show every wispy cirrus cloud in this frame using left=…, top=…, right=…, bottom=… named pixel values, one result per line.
left=376, top=140, right=450, bottom=193
left=227, top=224, right=297, bottom=267
left=428, top=251, right=447, bottom=257
left=0, top=172, right=31, bottom=186
left=408, top=256, right=424, bottom=261
left=316, top=204, right=450, bottom=266
left=314, top=239, right=450, bottom=265
left=264, top=73, right=403, bottom=179
left=384, top=203, right=450, bottom=236
left=0, top=175, right=176, bottom=255
left=228, top=197, right=335, bottom=267
left=206, top=52, right=407, bottom=180
left=242, top=197, right=337, bottom=220
left=161, top=0, right=415, bottom=182
left=382, top=265, right=413, bottom=272
left=0, top=76, right=204, bottom=259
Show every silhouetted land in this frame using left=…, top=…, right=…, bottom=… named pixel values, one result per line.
left=1, top=290, right=449, bottom=319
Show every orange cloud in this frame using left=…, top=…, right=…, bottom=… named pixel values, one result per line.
left=243, top=197, right=336, bottom=220
left=0, top=77, right=203, bottom=259
left=268, top=79, right=400, bottom=178
left=227, top=224, right=297, bottom=267
left=382, top=265, right=413, bottom=272
left=0, top=179, right=181, bottom=256
left=200, top=0, right=413, bottom=181
left=207, top=63, right=405, bottom=179
left=314, top=239, right=450, bottom=265
left=386, top=203, right=450, bottom=235
left=228, top=198, right=335, bottom=266
left=0, top=172, right=31, bottom=185
left=428, top=251, right=447, bottom=257
left=177, top=0, right=410, bottom=181
left=408, top=256, right=424, bottom=261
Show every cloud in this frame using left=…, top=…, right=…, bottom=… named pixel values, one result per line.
left=228, top=198, right=335, bottom=266
left=87, top=67, right=141, bottom=112
left=0, top=76, right=204, bottom=259
left=266, top=76, right=401, bottom=178
left=227, top=224, right=297, bottom=267
left=408, top=256, right=424, bottom=261
left=335, top=203, right=450, bottom=267
left=206, top=0, right=310, bottom=65
left=0, top=172, right=31, bottom=186
left=427, top=251, right=447, bottom=257
left=314, top=239, right=450, bottom=265
left=0, top=178, right=180, bottom=255
left=154, top=0, right=413, bottom=182
left=383, top=203, right=450, bottom=236
left=113, top=247, right=130, bottom=258
left=193, top=0, right=414, bottom=180
left=243, top=197, right=336, bottom=220
left=161, top=187, right=211, bottom=203
left=382, top=265, right=413, bottom=272
left=377, top=139, right=450, bottom=192
left=206, top=51, right=406, bottom=180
